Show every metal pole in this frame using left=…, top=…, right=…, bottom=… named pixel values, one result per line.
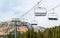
left=6, top=23, right=8, bottom=38
left=12, top=18, right=20, bottom=38
left=14, top=22, right=17, bottom=38
left=6, top=29, right=8, bottom=38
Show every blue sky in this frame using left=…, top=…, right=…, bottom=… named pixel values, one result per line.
left=0, top=0, right=60, bottom=28
left=0, top=0, right=38, bottom=21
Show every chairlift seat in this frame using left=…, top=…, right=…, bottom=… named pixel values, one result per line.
left=48, top=18, right=58, bottom=20
left=31, top=24, right=37, bottom=25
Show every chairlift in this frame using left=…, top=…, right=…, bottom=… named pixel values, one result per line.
left=48, top=13, right=58, bottom=20
left=34, top=7, right=47, bottom=16
left=31, top=20, right=37, bottom=25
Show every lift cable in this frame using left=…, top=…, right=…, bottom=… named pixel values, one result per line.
left=47, top=4, right=60, bottom=12
left=21, top=0, right=60, bottom=18
left=21, top=0, right=44, bottom=18
left=47, top=4, right=60, bottom=20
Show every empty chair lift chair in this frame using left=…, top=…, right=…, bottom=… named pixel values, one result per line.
left=31, top=20, right=37, bottom=25
left=48, top=13, right=58, bottom=20
left=34, top=7, right=47, bottom=16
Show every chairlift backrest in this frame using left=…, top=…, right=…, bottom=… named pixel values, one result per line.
left=34, top=7, right=47, bottom=16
